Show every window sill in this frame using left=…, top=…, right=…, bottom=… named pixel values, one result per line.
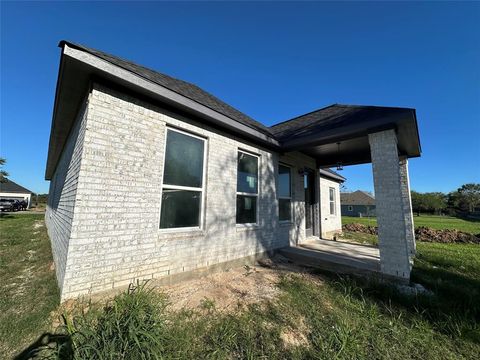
left=279, top=221, right=294, bottom=227
left=158, top=227, right=205, bottom=239
left=236, top=223, right=260, bottom=232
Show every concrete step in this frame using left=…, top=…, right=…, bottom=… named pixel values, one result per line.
left=278, top=246, right=380, bottom=275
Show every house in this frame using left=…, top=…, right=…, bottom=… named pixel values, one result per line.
left=341, top=190, right=376, bottom=217
left=45, top=41, right=421, bottom=300
left=0, top=179, right=33, bottom=207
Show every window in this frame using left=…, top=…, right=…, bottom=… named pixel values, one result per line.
left=348, top=205, right=353, bottom=211
left=329, top=187, right=336, bottom=215
left=159, top=129, right=206, bottom=229
left=236, top=151, right=259, bottom=224
left=278, top=164, right=292, bottom=221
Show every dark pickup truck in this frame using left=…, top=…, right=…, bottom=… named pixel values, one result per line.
left=0, top=199, right=27, bottom=212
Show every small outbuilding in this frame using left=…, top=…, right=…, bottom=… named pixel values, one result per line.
left=0, top=179, right=33, bottom=208
left=341, top=190, right=376, bottom=217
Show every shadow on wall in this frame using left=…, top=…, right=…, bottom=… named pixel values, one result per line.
left=136, top=95, right=307, bottom=270
left=163, top=139, right=302, bottom=268
left=49, top=85, right=308, bottom=298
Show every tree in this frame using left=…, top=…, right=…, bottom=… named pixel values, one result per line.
left=449, top=183, right=480, bottom=213
left=411, top=191, right=427, bottom=215
left=0, top=158, right=8, bottom=183
left=411, top=191, right=447, bottom=215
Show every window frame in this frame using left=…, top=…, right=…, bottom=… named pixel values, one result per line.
left=329, top=187, right=336, bottom=216
left=236, top=149, right=260, bottom=226
left=278, top=163, right=292, bottom=223
left=158, top=127, right=207, bottom=232
left=347, top=205, right=353, bottom=212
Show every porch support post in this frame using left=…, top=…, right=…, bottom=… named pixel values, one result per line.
left=368, top=129, right=414, bottom=280
left=399, top=158, right=416, bottom=262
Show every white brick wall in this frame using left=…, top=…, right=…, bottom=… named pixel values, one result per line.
left=48, top=83, right=325, bottom=300
left=369, top=130, right=413, bottom=279
left=399, top=158, right=416, bottom=262
left=45, top=99, right=89, bottom=291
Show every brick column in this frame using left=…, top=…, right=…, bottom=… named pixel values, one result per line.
left=368, top=130, right=413, bottom=280
left=399, top=158, right=416, bottom=263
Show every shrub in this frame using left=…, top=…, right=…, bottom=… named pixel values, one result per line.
left=58, top=282, right=169, bottom=360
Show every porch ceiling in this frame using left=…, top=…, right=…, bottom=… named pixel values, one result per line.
left=272, top=105, right=421, bottom=168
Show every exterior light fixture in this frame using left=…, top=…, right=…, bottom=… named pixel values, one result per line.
left=336, top=142, right=343, bottom=170
left=298, top=167, right=309, bottom=176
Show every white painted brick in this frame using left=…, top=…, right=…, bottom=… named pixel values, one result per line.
left=47, top=83, right=341, bottom=301
left=369, top=130, right=415, bottom=279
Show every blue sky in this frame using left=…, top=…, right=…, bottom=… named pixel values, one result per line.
left=1, top=1, right=479, bottom=194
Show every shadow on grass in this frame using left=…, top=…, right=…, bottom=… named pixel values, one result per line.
left=313, top=264, right=480, bottom=345
left=13, top=333, right=71, bottom=360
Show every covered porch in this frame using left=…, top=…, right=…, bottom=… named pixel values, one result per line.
left=274, top=104, right=421, bottom=281
left=280, top=238, right=380, bottom=276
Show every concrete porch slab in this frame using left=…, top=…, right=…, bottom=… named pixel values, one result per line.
left=279, top=239, right=380, bottom=275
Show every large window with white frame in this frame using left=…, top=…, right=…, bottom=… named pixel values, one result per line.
left=329, top=187, right=336, bottom=215
left=278, top=164, right=292, bottom=221
left=159, top=128, right=206, bottom=229
left=236, top=151, right=259, bottom=224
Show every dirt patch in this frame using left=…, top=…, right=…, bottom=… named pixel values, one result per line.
left=50, top=256, right=320, bottom=329
left=33, top=221, right=44, bottom=229
left=342, top=223, right=480, bottom=244
left=342, top=223, right=378, bottom=235
left=415, top=226, right=480, bottom=244
left=162, top=256, right=313, bottom=312
left=280, top=315, right=310, bottom=348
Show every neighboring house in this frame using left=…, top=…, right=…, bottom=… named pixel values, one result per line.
left=45, top=41, right=421, bottom=300
left=341, top=190, right=376, bottom=217
left=0, top=179, right=33, bottom=207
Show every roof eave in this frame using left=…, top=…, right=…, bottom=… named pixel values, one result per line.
left=319, top=169, right=345, bottom=182
left=45, top=43, right=281, bottom=180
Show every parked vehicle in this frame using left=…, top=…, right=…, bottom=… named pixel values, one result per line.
left=0, top=199, right=23, bottom=212
left=0, top=199, right=13, bottom=212
left=19, top=200, right=28, bottom=211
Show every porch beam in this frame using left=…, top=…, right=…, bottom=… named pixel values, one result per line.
left=368, top=129, right=414, bottom=280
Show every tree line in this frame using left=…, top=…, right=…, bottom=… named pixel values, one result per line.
left=411, top=183, right=480, bottom=216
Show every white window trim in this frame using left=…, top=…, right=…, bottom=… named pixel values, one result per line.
left=158, top=127, right=207, bottom=232
left=278, top=163, right=292, bottom=223
left=236, top=149, right=260, bottom=226
left=348, top=205, right=353, bottom=211
left=329, top=187, right=336, bottom=216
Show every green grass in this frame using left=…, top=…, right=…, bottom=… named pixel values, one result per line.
left=2, top=214, right=479, bottom=359
left=0, top=213, right=60, bottom=359
left=342, top=215, right=480, bottom=234
left=342, top=231, right=379, bottom=246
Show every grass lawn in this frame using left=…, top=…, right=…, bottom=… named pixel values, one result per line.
left=343, top=215, right=480, bottom=234
left=0, top=213, right=59, bottom=359
left=1, top=214, right=479, bottom=359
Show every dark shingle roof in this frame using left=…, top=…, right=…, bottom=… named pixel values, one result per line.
left=340, top=190, right=375, bottom=206
left=0, top=179, right=33, bottom=194
left=270, top=104, right=413, bottom=142
left=63, top=41, right=274, bottom=138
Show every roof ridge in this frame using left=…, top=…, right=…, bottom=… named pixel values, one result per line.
left=334, top=103, right=415, bottom=111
